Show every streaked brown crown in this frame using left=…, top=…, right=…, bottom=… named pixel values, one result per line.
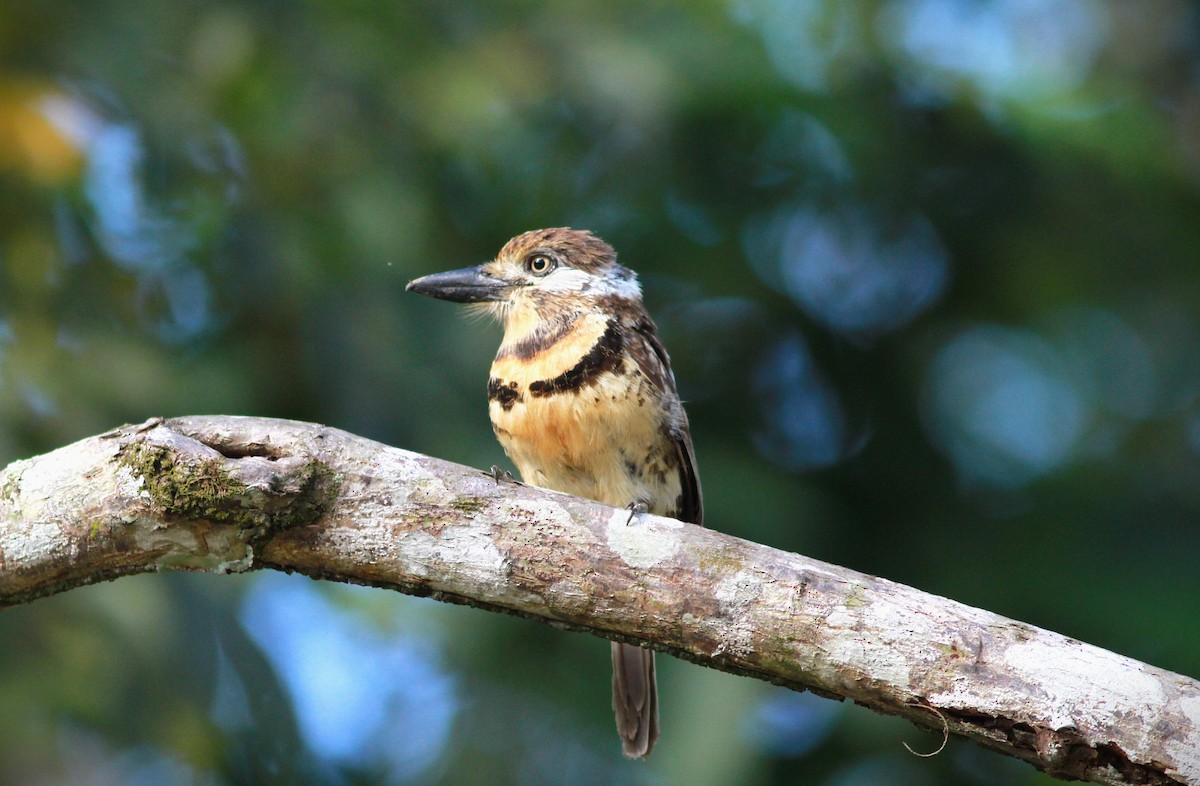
left=497, top=227, right=618, bottom=273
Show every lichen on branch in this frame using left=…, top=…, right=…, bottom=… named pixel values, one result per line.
left=1, top=415, right=1197, bottom=786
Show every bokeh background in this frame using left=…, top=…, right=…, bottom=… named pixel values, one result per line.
left=2, top=1, right=1199, bottom=784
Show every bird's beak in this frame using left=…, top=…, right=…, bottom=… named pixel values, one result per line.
left=405, top=265, right=510, bottom=303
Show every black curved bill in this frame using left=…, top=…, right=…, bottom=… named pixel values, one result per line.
left=405, top=265, right=508, bottom=303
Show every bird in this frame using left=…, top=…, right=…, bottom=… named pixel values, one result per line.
left=406, top=227, right=702, bottom=758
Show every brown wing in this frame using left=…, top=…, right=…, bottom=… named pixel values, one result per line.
left=671, top=412, right=703, bottom=527
left=629, top=317, right=704, bottom=527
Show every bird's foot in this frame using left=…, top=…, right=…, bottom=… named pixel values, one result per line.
left=488, top=465, right=516, bottom=485
left=625, top=501, right=649, bottom=526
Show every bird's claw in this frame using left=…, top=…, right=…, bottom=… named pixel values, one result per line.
left=625, top=501, right=649, bottom=526
left=488, top=465, right=516, bottom=485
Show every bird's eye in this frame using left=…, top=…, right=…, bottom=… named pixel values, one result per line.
left=525, top=254, right=556, bottom=276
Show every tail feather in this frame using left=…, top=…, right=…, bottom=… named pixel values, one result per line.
left=611, top=642, right=659, bottom=758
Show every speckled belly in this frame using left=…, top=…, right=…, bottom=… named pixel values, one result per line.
left=488, top=367, right=680, bottom=513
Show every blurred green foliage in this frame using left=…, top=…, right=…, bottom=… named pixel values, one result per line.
left=2, top=1, right=1199, bottom=784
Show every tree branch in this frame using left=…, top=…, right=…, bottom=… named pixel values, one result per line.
left=1, top=415, right=1196, bottom=784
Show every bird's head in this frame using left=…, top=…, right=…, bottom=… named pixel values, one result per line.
left=406, top=228, right=641, bottom=330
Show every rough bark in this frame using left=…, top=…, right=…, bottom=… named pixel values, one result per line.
left=1, top=415, right=1197, bottom=784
